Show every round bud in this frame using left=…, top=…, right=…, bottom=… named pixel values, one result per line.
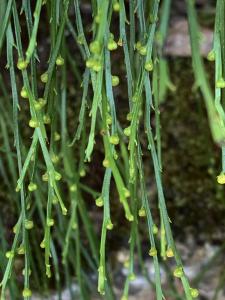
left=135, top=41, right=142, bottom=51
left=173, top=266, right=183, bottom=278
left=54, top=171, right=62, bottom=181
left=79, top=169, right=86, bottom=177
left=217, top=173, right=225, bottom=184
left=54, top=131, right=61, bottom=141
left=42, top=172, right=48, bottom=182
left=117, top=38, right=123, bottom=46
left=17, top=245, right=25, bottom=255
left=112, top=75, right=120, bottom=87
left=106, top=114, right=112, bottom=125
left=38, top=98, right=47, bottom=107
left=90, top=40, right=101, bottom=55
left=149, top=247, right=157, bottom=257
left=86, top=58, right=95, bottom=68
left=40, top=72, right=48, bottom=83
left=28, top=182, right=37, bottom=192
left=190, top=288, right=199, bottom=298
left=139, top=46, right=147, bottom=56
left=124, top=126, right=131, bottom=137
left=72, top=222, right=77, bottom=230
left=207, top=50, right=215, bottom=61
left=5, top=251, right=14, bottom=259
left=113, top=2, right=120, bottom=12
left=47, top=218, right=54, bottom=227
left=40, top=239, right=46, bottom=248
left=126, top=214, right=134, bottom=222
left=29, top=118, right=38, bottom=128
left=106, top=220, right=114, bottom=230
left=22, top=288, right=32, bottom=298
left=93, top=61, right=102, bottom=72
left=138, top=207, right=146, bottom=217
left=107, top=39, right=118, bottom=51
left=17, top=59, right=28, bottom=70
left=95, top=196, right=104, bottom=207
left=109, top=134, right=119, bottom=145
left=128, top=273, right=136, bottom=281
left=34, top=101, right=42, bottom=111
left=103, top=158, right=110, bottom=168
left=43, top=114, right=51, bottom=124
left=145, top=60, right=153, bottom=72
left=216, top=78, right=225, bottom=88
left=123, top=188, right=130, bottom=198
left=152, top=224, right=158, bottom=234
left=21, top=87, right=29, bottom=99
left=51, top=154, right=59, bottom=164
left=24, top=220, right=34, bottom=230
left=166, top=247, right=174, bottom=258
left=70, top=184, right=77, bottom=192
left=126, top=113, right=132, bottom=121
left=56, top=55, right=64, bottom=66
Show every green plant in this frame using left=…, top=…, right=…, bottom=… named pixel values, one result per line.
left=0, top=1, right=223, bottom=299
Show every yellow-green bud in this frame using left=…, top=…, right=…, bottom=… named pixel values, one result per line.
left=51, top=154, right=59, bottom=164
left=126, top=214, right=134, bottom=222
left=111, top=75, right=120, bottom=87
left=22, top=288, right=32, bottom=298
left=86, top=58, right=95, bottom=68
left=92, top=60, right=102, bottom=72
left=128, top=273, right=136, bottom=281
left=79, top=169, right=86, bottom=177
left=113, top=2, right=120, bottom=12
left=217, top=173, right=225, bottom=184
left=40, top=72, right=48, bottom=83
left=25, top=220, right=34, bottom=230
left=47, top=218, right=54, bottom=227
left=149, top=247, right=157, bottom=257
left=207, top=50, right=215, bottom=61
left=90, top=40, right=101, bottom=55
left=166, top=247, right=174, bottom=258
left=190, top=288, right=199, bottom=298
left=70, top=184, right=77, bottom=192
left=20, top=87, right=29, bottom=99
left=29, top=118, right=38, bottom=128
left=42, top=172, right=48, bottom=182
left=106, top=220, right=114, bottom=230
left=135, top=41, right=142, bottom=51
left=17, top=245, right=25, bottom=255
left=54, top=171, right=62, bottom=181
left=109, top=134, right=119, bottom=145
left=139, top=46, right=147, bottom=56
left=153, top=224, right=158, bottom=234
left=103, top=158, right=110, bottom=168
left=107, top=39, right=118, bottom=51
left=17, top=59, right=28, bottom=70
left=54, top=131, right=61, bottom=141
left=40, top=239, right=46, bottom=248
left=28, top=182, right=37, bottom=192
left=5, top=251, right=14, bottom=259
left=138, top=207, right=146, bottom=217
left=124, top=126, right=131, bottom=136
left=123, top=188, right=130, bottom=198
left=56, top=55, right=64, bottom=66
left=145, top=60, right=153, bottom=71
left=95, top=196, right=104, bottom=207
left=43, top=114, right=51, bottom=124
left=126, top=112, right=132, bottom=121
left=34, top=100, right=42, bottom=111
left=173, top=266, right=183, bottom=278
left=106, top=114, right=112, bottom=125
left=216, top=78, right=225, bottom=88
